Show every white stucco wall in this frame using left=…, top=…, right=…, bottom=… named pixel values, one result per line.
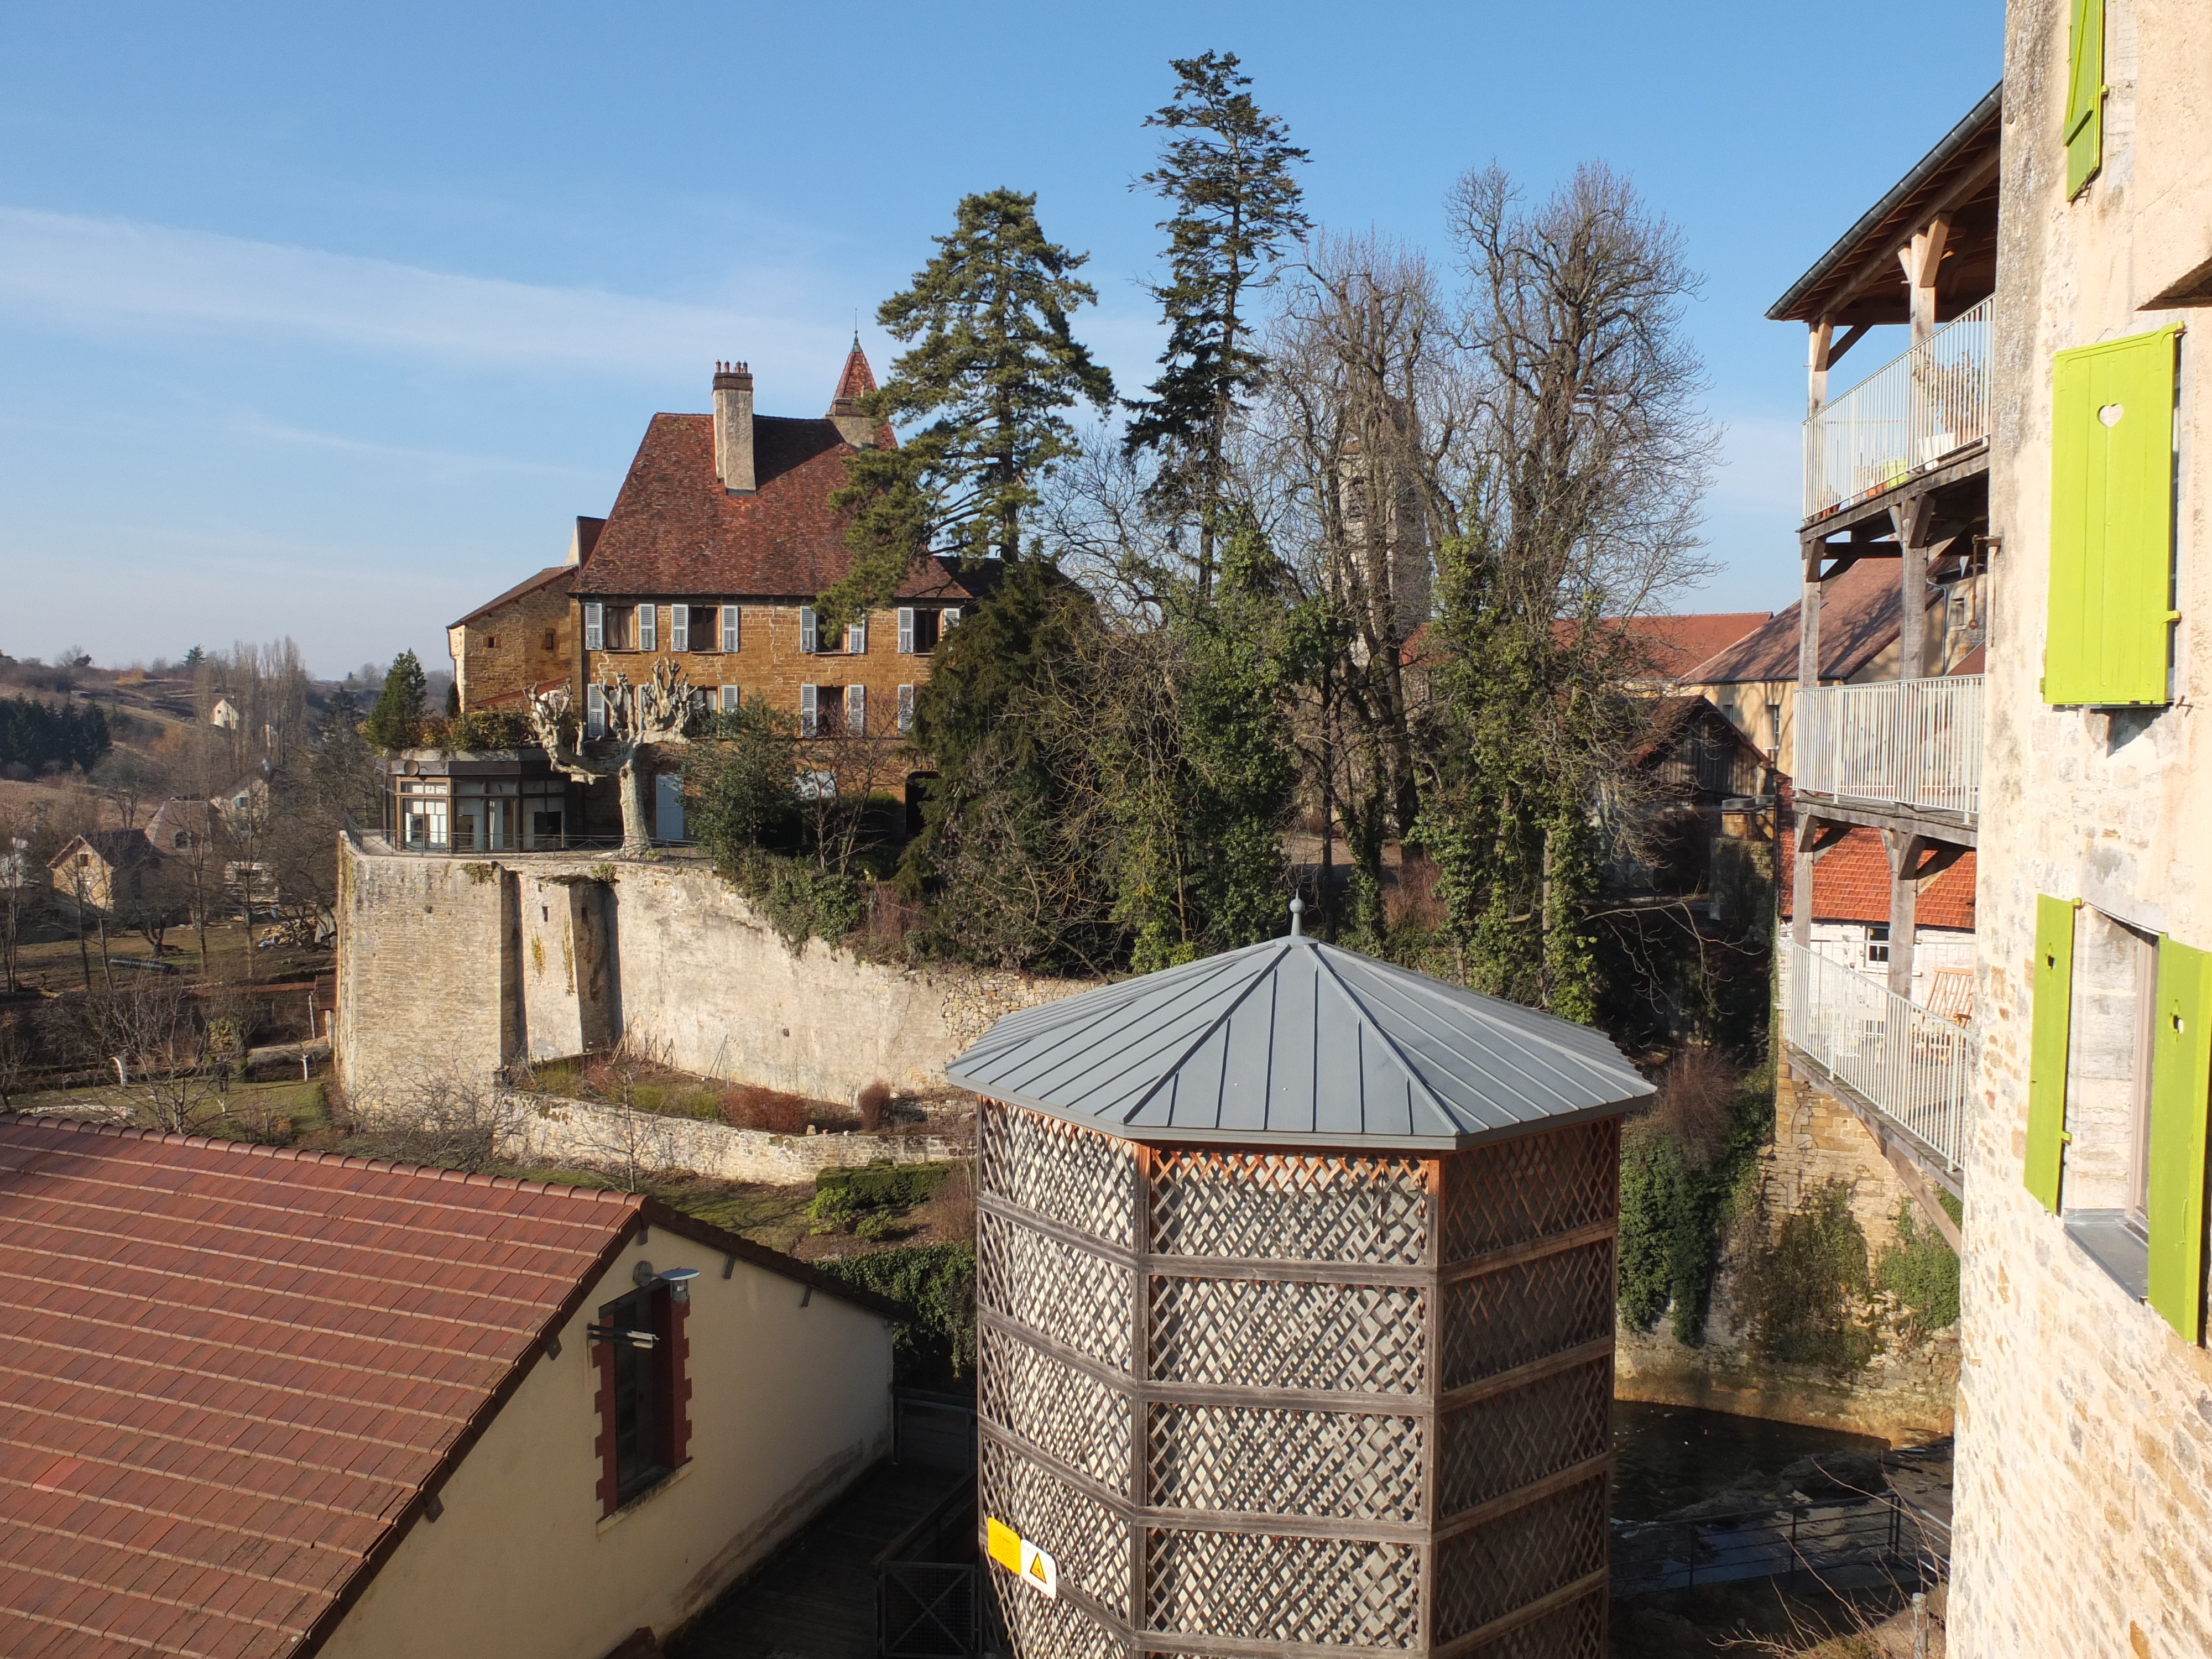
left=317, top=1230, right=893, bottom=1659
left=1952, top=5, right=2212, bottom=1656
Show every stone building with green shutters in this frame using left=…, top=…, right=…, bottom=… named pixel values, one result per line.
left=1950, top=2, right=2212, bottom=1655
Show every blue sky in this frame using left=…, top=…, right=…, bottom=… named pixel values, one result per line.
left=0, top=1, right=2002, bottom=677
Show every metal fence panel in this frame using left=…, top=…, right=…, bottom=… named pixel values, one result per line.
left=881, top=1562, right=979, bottom=1659
left=1795, top=675, right=1983, bottom=820
left=1806, top=299, right=1991, bottom=520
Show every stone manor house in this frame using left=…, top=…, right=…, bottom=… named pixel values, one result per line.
left=398, top=343, right=986, bottom=849
left=1770, top=2, right=2212, bottom=1653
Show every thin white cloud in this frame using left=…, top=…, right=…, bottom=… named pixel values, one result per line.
left=0, top=205, right=845, bottom=378
left=226, top=410, right=596, bottom=481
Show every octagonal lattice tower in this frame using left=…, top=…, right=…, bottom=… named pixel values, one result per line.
left=949, top=927, right=1653, bottom=1659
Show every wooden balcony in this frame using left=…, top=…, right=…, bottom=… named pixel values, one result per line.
left=1804, top=299, right=1990, bottom=524
left=1794, top=675, right=1981, bottom=837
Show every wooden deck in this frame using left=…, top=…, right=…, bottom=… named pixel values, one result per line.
left=671, top=1462, right=966, bottom=1659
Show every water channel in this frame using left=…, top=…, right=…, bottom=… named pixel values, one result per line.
left=1610, top=1400, right=1891, bottom=1521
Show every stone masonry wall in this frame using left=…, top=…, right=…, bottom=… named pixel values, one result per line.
left=500, top=1093, right=968, bottom=1185
left=1615, top=1062, right=1959, bottom=1444
left=335, top=839, right=1085, bottom=1108
left=1951, top=6, right=2212, bottom=1657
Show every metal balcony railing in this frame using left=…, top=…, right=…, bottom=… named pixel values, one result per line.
left=1805, top=297, right=1991, bottom=520
left=1780, top=942, right=1977, bottom=1171
left=1794, top=675, right=1983, bottom=821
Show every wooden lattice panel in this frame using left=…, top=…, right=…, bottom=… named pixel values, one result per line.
left=1145, top=1528, right=1424, bottom=1649
left=1439, top=1240, right=1614, bottom=1390
left=1440, top=1120, right=1618, bottom=1261
left=1436, top=1358, right=1611, bottom=1517
left=1149, top=1149, right=1430, bottom=1264
left=1148, top=1404, right=1426, bottom=1523
left=1448, top=1590, right=1606, bottom=1659
left=1151, top=1276, right=1428, bottom=1393
left=979, top=1323, right=1134, bottom=1496
left=1430, top=1475, right=1608, bottom=1645
left=981, top=1098, right=1141, bottom=1249
left=979, top=1209, right=1135, bottom=1373
left=980, top=1433, right=1131, bottom=1620
left=988, top=1568, right=1127, bottom=1659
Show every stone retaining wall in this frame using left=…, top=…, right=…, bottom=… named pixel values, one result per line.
left=501, top=1092, right=970, bottom=1186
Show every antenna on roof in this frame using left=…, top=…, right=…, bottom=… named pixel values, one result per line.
left=1289, top=896, right=1305, bottom=937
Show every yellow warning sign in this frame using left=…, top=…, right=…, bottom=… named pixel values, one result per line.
left=984, top=1516, right=1058, bottom=1599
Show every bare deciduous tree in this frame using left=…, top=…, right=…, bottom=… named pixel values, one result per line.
left=529, top=659, right=706, bottom=854
left=82, top=982, right=222, bottom=1133
left=355, top=1065, right=528, bottom=1173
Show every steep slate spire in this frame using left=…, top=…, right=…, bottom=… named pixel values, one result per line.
left=826, top=338, right=882, bottom=448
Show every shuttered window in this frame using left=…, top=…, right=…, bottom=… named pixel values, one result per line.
left=849, top=614, right=868, bottom=655
left=943, top=607, right=962, bottom=630
left=2026, top=895, right=2077, bottom=1212
left=637, top=604, right=659, bottom=653
left=721, top=605, right=742, bottom=653
left=2043, top=327, right=2181, bottom=707
left=2065, top=0, right=2105, bottom=200
left=586, top=684, right=607, bottom=739
left=2147, top=936, right=2212, bottom=1339
left=720, top=685, right=740, bottom=714
left=670, top=606, right=688, bottom=653
left=898, top=684, right=916, bottom=733
left=800, top=607, right=818, bottom=654
left=584, top=603, right=604, bottom=652
left=898, top=608, right=916, bottom=653
left=847, top=684, right=867, bottom=733
left=799, top=684, right=818, bottom=736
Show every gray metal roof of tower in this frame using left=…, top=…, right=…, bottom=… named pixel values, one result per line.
left=946, top=932, right=1654, bottom=1149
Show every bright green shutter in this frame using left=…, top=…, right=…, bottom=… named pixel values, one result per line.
left=2025, top=895, right=2077, bottom=1211
left=2147, top=936, right=2212, bottom=1340
left=2043, top=328, right=2182, bottom=706
left=2065, top=0, right=2105, bottom=200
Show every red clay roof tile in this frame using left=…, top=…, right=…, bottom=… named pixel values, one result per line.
left=1780, top=826, right=1976, bottom=928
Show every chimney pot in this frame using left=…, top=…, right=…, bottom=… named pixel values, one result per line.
left=713, top=361, right=756, bottom=495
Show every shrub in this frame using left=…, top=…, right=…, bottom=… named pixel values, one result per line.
left=447, top=709, right=534, bottom=750
left=1616, top=1056, right=1769, bottom=1344
left=857, top=1079, right=892, bottom=1133
left=1740, top=1177, right=1876, bottom=1373
left=818, top=1242, right=976, bottom=1385
left=1874, top=1196, right=1961, bottom=1342
left=815, top=1160, right=951, bottom=1214
left=720, top=1083, right=811, bottom=1135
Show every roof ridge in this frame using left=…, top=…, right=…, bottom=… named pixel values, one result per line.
left=1324, top=945, right=1630, bottom=1073
left=0, top=1114, right=646, bottom=1204
left=1123, top=941, right=1294, bottom=1124
left=1308, top=943, right=1457, bottom=1132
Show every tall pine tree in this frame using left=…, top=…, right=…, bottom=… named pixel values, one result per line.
left=362, top=650, right=426, bottom=754
left=828, top=190, right=1113, bottom=613
left=1125, top=53, right=1310, bottom=597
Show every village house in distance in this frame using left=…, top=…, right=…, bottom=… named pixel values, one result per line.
left=400, top=345, right=986, bottom=850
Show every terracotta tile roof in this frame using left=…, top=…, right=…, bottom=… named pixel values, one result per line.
left=1682, top=560, right=1906, bottom=685
left=448, top=565, right=574, bottom=630
left=830, top=341, right=877, bottom=409
left=0, top=1119, right=896, bottom=1659
left=572, top=413, right=980, bottom=604
left=1608, top=613, right=1772, bottom=678
left=1781, top=826, right=1976, bottom=928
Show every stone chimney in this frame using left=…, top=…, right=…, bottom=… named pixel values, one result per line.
left=713, top=361, right=755, bottom=495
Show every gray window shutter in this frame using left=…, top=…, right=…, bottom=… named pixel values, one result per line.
left=721, top=604, right=741, bottom=653
left=800, top=684, right=818, bottom=735
left=943, top=607, right=962, bottom=629
left=584, top=603, right=604, bottom=651
left=587, top=684, right=606, bottom=737
left=847, top=684, right=866, bottom=732
left=800, top=607, right=817, bottom=654
left=898, top=608, right=915, bottom=653
left=720, top=684, right=740, bottom=713
left=637, top=604, right=658, bottom=651
left=849, top=614, right=868, bottom=655
left=670, top=606, right=688, bottom=652
left=898, top=684, right=915, bottom=732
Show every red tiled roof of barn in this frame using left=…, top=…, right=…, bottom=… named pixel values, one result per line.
left=0, top=1117, right=894, bottom=1659
left=1683, top=559, right=1908, bottom=685
left=575, top=351, right=975, bottom=604
left=1616, top=613, right=1772, bottom=677
left=1780, top=826, right=1976, bottom=929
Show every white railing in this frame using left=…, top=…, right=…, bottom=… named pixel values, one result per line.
left=1780, top=942, right=1976, bottom=1169
left=1805, top=298, right=1990, bottom=520
left=1794, top=675, right=1983, bottom=820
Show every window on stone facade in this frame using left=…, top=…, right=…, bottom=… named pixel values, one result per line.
left=669, top=606, right=688, bottom=652
left=800, top=684, right=820, bottom=737
left=1865, top=924, right=1890, bottom=966
left=2027, top=897, right=2212, bottom=1337
left=719, top=685, right=740, bottom=714
left=942, top=607, right=962, bottom=630
left=899, top=609, right=941, bottom=654
left=584, top=603, right=604, bottom=651
left=800, top=606, right=819, bottom=654
left=543, top=629, right=557, bottom=651
left=846, top=684, right=867, bottom=734
left=598, top=606, right=633, bottom=651
left=637, top=605, right=659, bottom=653
left=847, top=614, right=867, bottom=655
left=484, top=635, right=498, bottom=650
left=721, top=606, right=742, bottom=653
left=587, top=684, right=607, bottom=739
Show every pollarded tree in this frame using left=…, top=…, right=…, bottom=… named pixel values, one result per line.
left=527, top=659, right=706, bottom=856
left=1125, top=51, right=1311, bottom=599
left=363, top=650, right=427, bottom=753
left=828, top=190, right=1114, bottom=613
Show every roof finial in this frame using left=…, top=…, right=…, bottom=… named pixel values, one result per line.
left=1289, top=896, right=1305, bottom=937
